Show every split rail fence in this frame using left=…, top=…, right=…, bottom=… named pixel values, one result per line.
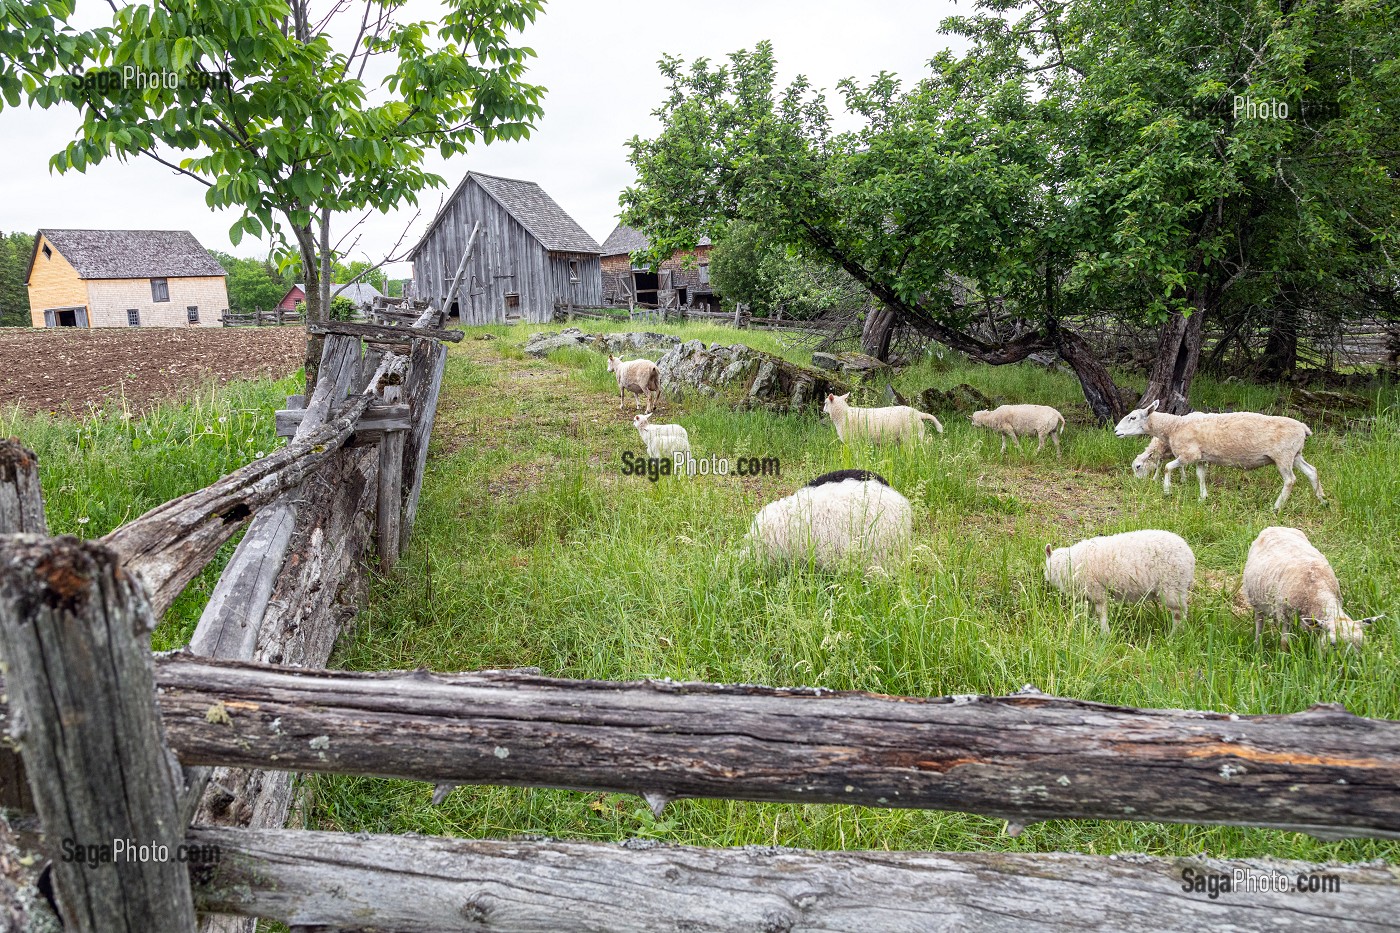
left=1, top=306, right=1398, bottom=930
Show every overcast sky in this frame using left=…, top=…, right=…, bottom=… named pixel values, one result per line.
left=0, top=1, right=966, bottom=279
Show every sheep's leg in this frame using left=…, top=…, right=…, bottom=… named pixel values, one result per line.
left=1195, top=463, right=1208, bottom=500
left=1035, top=433, right=1046, bottom=454
left=999, top=435, right=1008, bottom=454
left=1051, top=431, right=1062, bottom=458
left=1254, top=609, right=1265, bottom=645
left=619, top=387, right=626, bottom=410
left=1295, top=455, right=1326, bottom=503
left=1009, top=432, right=1022, bottom=451
left=1272, top=459, right=1296, bottom=511
left=1170, top=606, right=1183, bottom=633
left=1163, top=459, right=1180, bottom=495
left=1096, top=601, right=1110, bottom=635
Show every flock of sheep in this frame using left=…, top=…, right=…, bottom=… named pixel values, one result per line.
left=606, top=353, right=1379, bottom=648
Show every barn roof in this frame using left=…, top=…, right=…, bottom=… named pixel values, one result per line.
left=31, top=229, right=226, bottom=280
left=411, top=172, right=601, bottom=258
left=600, top=224, right=711, bottom=257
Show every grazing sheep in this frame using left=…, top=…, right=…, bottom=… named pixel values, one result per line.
left=806, top=468, right=889, bottom=488
left=822, top=393, right=943, bottom=445
left=1114, top=401, right=1325, bottom=511
left=607, top=355, right=661, bottom=413
left=1241, top=526, right=1381, bottom=648
left=1044, top=530, right=1195, bottom=634
left=633, top=413, right=691, bottom=460
left=745, top=470, right=912, bottom=572
left=970, top=404, right=1067, bottom=456
left=1131, top=412, right=1206, bottom=480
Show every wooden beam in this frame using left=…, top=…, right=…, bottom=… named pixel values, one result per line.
left=400, top=337, right=447, bottom=552
left=274, top=403, right=412, bottom=438
left=375, top=384, right=405, bottom=571
left=307, top=321, right=464, bottom=344
left=443, top=220, right=483, bottom=312
left=189, top=827, right=1400, bottom=931
left=24, top=660, right=1399, bottom=840
left=0, top=536, right=196, bottom=931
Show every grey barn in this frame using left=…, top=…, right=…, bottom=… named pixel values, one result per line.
left=409, top=171, right=602, bottom=324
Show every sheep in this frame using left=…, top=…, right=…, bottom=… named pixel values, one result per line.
left=822, top=393, right=943, bottom=446
left=1043, top=530, right=1195, bottom=634
left=969, top=404, right=1066, bottom=457
left=633, top=413, right=690, bottom=460
left=1131, top=412, right=1207, bottom=480
left=1241, top=526, right=1381, bottom=648
left=1114, top=401, right=1325, bottom=511
left=745, top=470, right=912, bottom=572
left=607, top=355, right=661, bottom=413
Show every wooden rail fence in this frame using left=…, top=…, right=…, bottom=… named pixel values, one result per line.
left=1, top=303, right=1398, bottom=930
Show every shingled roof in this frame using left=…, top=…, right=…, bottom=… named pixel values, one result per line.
left=412, top=172, right=601, bottom=257
left=32, top=229, right=226, bottom=280
left=600, top=223, right=711, bottom=257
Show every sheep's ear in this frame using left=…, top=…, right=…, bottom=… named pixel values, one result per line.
left=1299, top=616, right=1323, bottom=630
left=1358, top=614, right=1385, bottom=627
left=1044, top=543, right=1054, bottom=558
left=1146, top=400, right=1160, bottom=412
left=839, top=393, right=850, bottom=401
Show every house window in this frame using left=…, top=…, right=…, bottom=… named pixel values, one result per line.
left=187, top=305, right=200, bottom=324
left=42, top=244, right=52, bottom=260
left=698, top=263, right=710, bottom=285
left=150, top=278, right=169, bottom=302
left=127, top=309, right=141, bottom=326
left=568, top=259, right=580, bottom=283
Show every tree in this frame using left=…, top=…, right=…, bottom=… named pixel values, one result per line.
left=624, top=0, right=1400, bottom=418
left=2, top=0, right=546, bottom=384
left=211, top=250, right=289, bottom=314
left=0, top=232, right=36, bottom=327
left=708, top=221, right=867, bottom=320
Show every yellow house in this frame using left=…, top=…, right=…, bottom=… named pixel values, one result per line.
left=26, top=229, right=230, bottom=328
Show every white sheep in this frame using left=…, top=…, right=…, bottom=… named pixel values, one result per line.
left=1114, top=401, right=1325, bottom=511
left=633, top=413, right=690, bottom=460
left=969, top=404, right=1066, bottom=456
left=1044, top=530, right=1195, bottom=634
left=745, top=470, right=912, bottom=572
left=607, top=355, right=661, bottom=413
left=822, top=393, right=943, bottom=445
left=1241, top=526, right=1381, bottom=648
left=1131, top=412, right=1206, bottom=480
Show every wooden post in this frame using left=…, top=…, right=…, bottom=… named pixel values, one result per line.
left=0, top=536, right=196, bottom=931
left=0, top=439, right=43, bottom=812
left=376, top=382, right=404, bottom=571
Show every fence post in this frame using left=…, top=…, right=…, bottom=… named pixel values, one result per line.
left=0, top=535, right=197, bottom=931
left=376, top=380, right=405, bottom=571
left=0, top=438, right=44, bottom=812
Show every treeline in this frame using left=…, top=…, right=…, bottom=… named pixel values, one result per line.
left=624, top=0, right=1400, bottom=418
left=0, top=232, right=35, bottom=327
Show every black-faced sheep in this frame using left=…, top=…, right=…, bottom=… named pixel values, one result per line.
left=745, top=470, right=911, bottom=572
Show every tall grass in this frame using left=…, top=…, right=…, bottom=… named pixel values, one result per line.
left=312, top=324, right=1400, bottom=865
left=2, top=374, right=299, bottom=647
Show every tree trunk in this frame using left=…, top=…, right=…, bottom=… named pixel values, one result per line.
left=294, top=213, right=328, bottom=395
left=1260, top=304, right=1299, bottom=381
left=1050, top=322, right=1128, bottom=423
left=1140, top=307, right=1206, bottom=414
left=861, top=305, right=897, bottom=361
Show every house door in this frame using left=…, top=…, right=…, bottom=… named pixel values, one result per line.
left=44, top=307, right=88, bottom=327
left=504, top=293, right=522, bottom=322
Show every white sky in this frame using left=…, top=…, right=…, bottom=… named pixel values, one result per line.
left=0, top=1, right=965, bottom=279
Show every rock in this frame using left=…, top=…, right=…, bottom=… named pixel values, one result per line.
left=884, top=385, right=910, bottom=407
left=811, top=351, right=892, bottom=381
left=657, top=340, right=849, bottom=411
left=523, top=329, right=680, bottom=358
left=920, top=383, right=995, bottom=415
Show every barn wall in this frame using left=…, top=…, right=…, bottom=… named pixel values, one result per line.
left=547, top=253, right=603, bottom=315
left=85, top=276, right=228, bottom=327
left=26, top=234, right=88, bottom=326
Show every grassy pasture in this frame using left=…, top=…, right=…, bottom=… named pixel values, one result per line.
left=304, top=321, right=1400, bottom=864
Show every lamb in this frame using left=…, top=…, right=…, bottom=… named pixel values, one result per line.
left=633, top=413, right=690, bottom=460
left=607, top=355, right=661, bottom=413
left=822, top=393, right=943, bottom=446
left=1043, top=530, right=1195, bottom=634
left=1241, top=526, right=1381, bottom=648
left=1131, top=412, right=1206, bottom=480
left=1114, top=401, right=1325, bottom=511
left=745, top=470, right=912, bottom=572
left=970, top=404, right=1067, bottom=456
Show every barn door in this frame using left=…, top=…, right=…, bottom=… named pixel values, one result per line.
left=43, top=309, right=55, bottom=327
left=75, top=307, right=89, bottom=328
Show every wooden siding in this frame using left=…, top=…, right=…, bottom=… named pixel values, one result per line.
left=411, top=177, right=601, bottom=324
left=26, top=234, right=88, bottom=326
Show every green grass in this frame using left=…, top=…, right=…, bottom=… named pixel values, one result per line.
left=307, top=323, right=1400, bottom=865
left=2, top=374, right=300, bottom=648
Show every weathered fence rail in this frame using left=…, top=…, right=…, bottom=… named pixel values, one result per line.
left=3, top=294, right=1400, bottom=931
